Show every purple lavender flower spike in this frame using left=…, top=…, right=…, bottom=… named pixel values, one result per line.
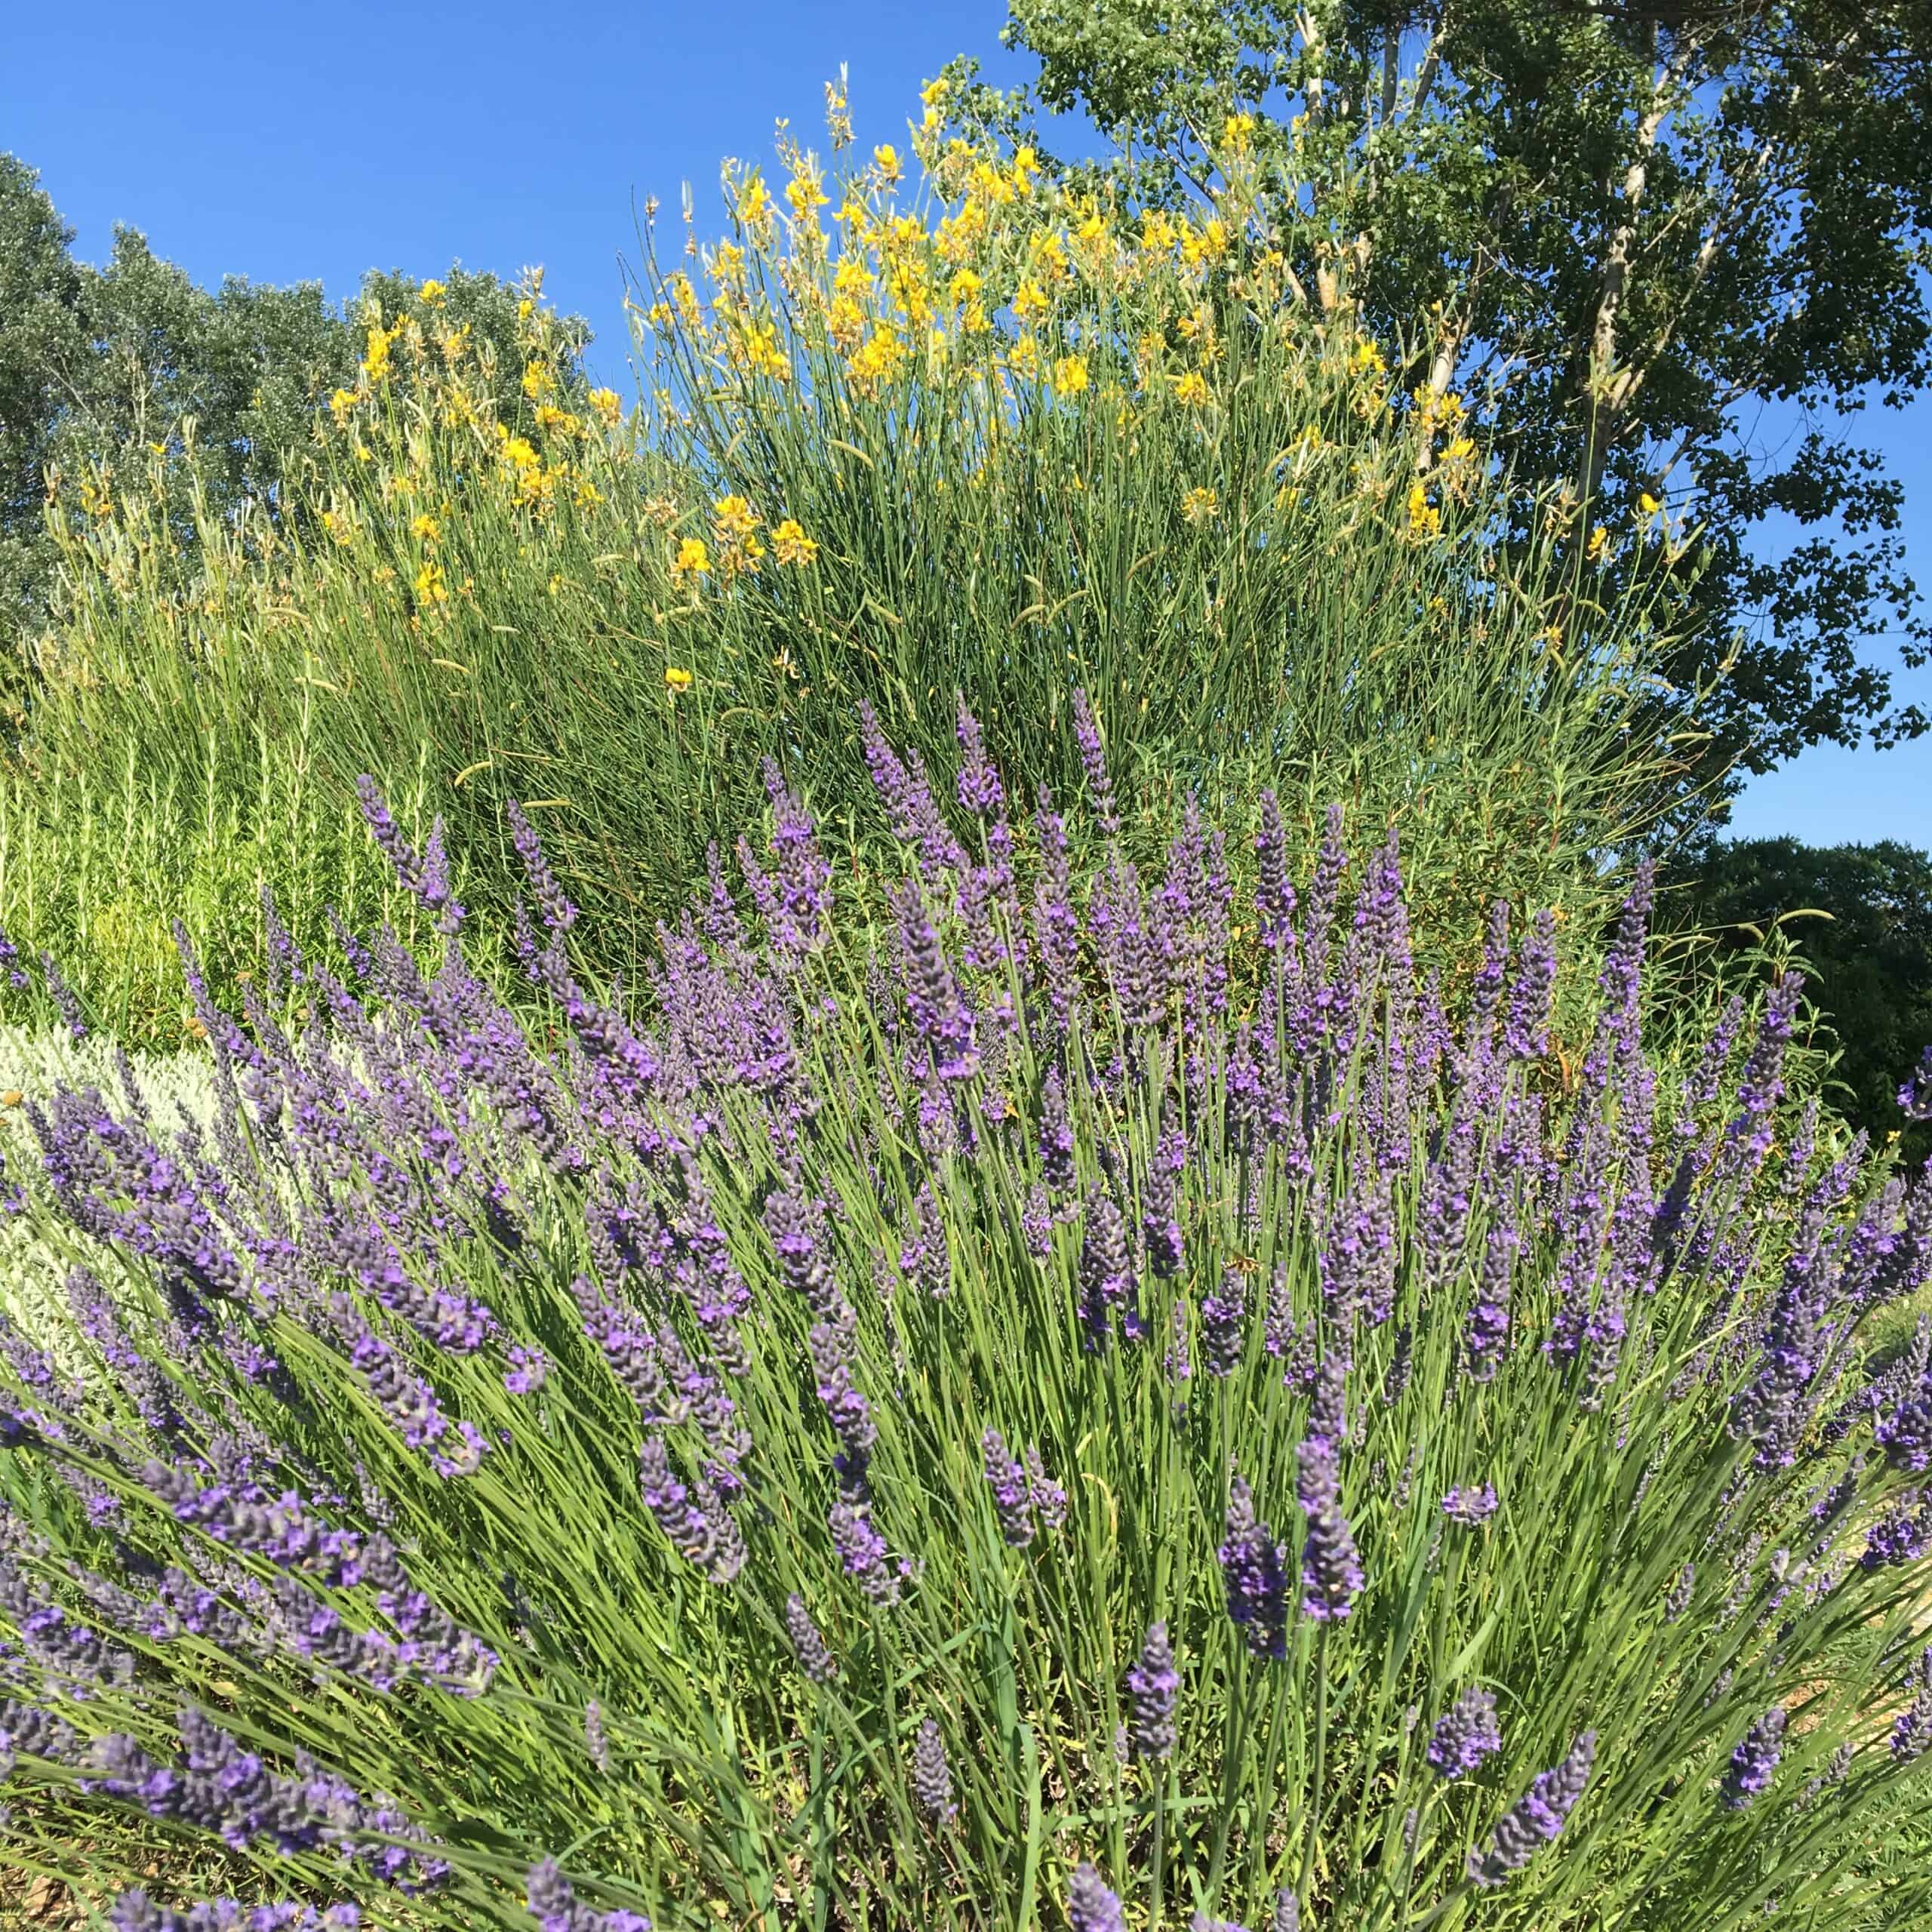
left=1503, top=909, right=1558, bottom=1062
left=1254, top=789, right=1296, bottom=953
left=1038, top=1066, right=1077, bottom=1196
left=1201, top=1271, right=1246, bottom=1377
left=1026, top=1447, right=1068, bottom=1533
left=829, top=1497, right=905, bottom=1606
left=525, top=1858, right=653, bottom=1932
left=955, top=695, right=1004, bottom=816
left=1220, top=1475, right=1290, bottom=1660
left=638, top=1435, right=744, bottom=1585
left=0, top=919, right=29, bottom=988
left=1143, top=1158, right=1185, bottom=1278
left=983, top=1427, right=1035, bottom=1546
left=1468, top=1731, right=1596, bottom=1884
left=1463, top=1227, right=1515, bottom=1383
left=1127, top=1622, right=1179, bottom=1759
left=42, top=953, right=88, bottom=1042
left=1071, top=688, right=1119, bottom=838
left=1067, top=1863, right=1127, bottom=1932
left=1891, top=1651, right=1932, bottom=1761
left=583, top=1699, right=611, bottom=1774
left=1863, top=1491, right=1932, bottom=1570
left=506, top=799, right=578, bottom=933
left=1296, top=1435, right=1364, bottom=1622
left=1720, top=975, right=1804, bottom=1178
left=786, top=1595, right=838, bottom=1683
left=1272, top=1893, right=1299, bottom=1932
left=1721, top=1706, right=1786, bottom=1810
left=1427, top=1687, right=1503, bottom=1778
left=811, top=1306, right=877, bottom=1497
left=894, top=881, right=979, bottom=1082
left=1078, top=1186, right=1140, bottom=1348
left=912, top=1715, right=956, bottom=1825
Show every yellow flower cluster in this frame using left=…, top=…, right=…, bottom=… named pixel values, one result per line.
left=1404, top=482, right=1443, bottom=543
left=639, top=85, right=1276, bottom=423
left=663, top=497, right=817, bottom=594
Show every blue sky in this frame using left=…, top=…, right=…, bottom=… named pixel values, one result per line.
left=6, top=0, right=1928, bottom=848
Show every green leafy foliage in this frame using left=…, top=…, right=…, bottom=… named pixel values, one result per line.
left=1678, top=835, right=1932, bottom=1165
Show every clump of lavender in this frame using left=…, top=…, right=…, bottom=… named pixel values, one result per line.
left=0, top=718, right=1927, bottom=1932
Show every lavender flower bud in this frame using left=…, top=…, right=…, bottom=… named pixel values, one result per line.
left=785, top=1594, right=839, bottom=1684
left=1721, top=1706, right=1786, bottom=1809
left=1296, top=1435, right=1364, bottom=1623
left=1126, top=1622, right=1179, bottom=1759
left=1468, top=1731, right=1596, bottom=1885
left=912, top=1715, right=956, bottom=1825
left=1426, top=1687, right=1503, bottom=1779
left=1068, top=1862, right=1126, bottom=1932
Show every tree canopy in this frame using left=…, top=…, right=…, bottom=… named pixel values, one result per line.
left=995, top=0, right=1932, bottom=789
left=1681, top=835, right=1932, bottom=1164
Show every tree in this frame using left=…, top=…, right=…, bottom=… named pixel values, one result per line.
left=1680, top=835, right=1932, bottom=1163
left=0, top=155, right=87, bottom=643
left=993, top=0, right=1932, bottom=795
left=0, top=155, right=590, bottom=688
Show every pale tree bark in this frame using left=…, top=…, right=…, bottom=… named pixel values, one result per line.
left=1578, top=35, right=1679, bottom=516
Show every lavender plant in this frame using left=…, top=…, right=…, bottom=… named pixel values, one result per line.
left=2, top=706, right=1930, bottom=1930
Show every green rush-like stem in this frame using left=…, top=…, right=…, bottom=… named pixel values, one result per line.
left=1207, top=1644, right=1255, bottom=1905
left=1300, top=1625, right=1331, bottom=1904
